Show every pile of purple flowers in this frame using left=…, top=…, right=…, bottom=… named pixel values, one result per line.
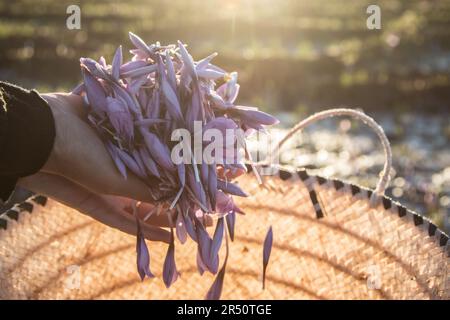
left=76, top=32, right=277, bottom=299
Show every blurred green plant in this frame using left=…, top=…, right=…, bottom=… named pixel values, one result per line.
left=0, top=0, right=450, bottom=113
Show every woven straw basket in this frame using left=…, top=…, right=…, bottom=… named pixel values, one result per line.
left=0, top=166, right=448, bottom=300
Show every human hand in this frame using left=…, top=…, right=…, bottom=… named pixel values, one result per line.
left=40, top=92, right=156, bottom=203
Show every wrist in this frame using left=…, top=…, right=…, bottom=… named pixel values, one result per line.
left=40, top=95, right=65, bottom=174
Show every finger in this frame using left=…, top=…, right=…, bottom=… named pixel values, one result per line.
left=109, top=196, right=176, bottom=228
left=18, top=173, right=170, bottom=243
left=115, top=197, right=213, bottom=228
left=131, top=200, right=173, bottom=227
left=75, top=193, right=171, bottom=244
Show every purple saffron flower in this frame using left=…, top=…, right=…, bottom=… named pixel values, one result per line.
left=203, top=117, right=238, bottom=134
left=140, top=129, right=175, bottom=172
left=162, top=229, right=179, bottom=288
left=137, top=89, right=149, bottom=110
left=207, top=164, right=218, bottom=210
left=136, top=216, right=155, bottom=280
left=208, top=90, right=231, bottom=110
left=196, top=250, right=207, bottom=275
left=216, top=72, right=239, bottom=104
left=105, top=141, right=127, bottom=179
left=129, top=32, right=152, bottom=57
left=165, top=50, right=178, bottom=91
left=115, top=145, right=146, bottom=179
left=215, top=190, right=244, bottom=216
left=120, top=60, right=149, bottom=74
left=197, top=68, right=226, bottom=81
left=225, top=211, right=236, bottom=242
left=187, top=168, right=208, bottom=210
left=127, top=75, right=148, bottom=94
left=205, top=230, right=229, bottom=300
left=209, top=217, right=224, bottom=273
left=138, top=146, right=161, bottom=178
left=78, top=35, right=280, bottom=292
left=196, top=52, right=218, bottom=70
left=230, top=105, right=279, bottom=126
left=217, top=180, right=248, bottom=197
left=177, top=40, right=198, bottom=82
left=158, top=56, right=183, bottom=122
left=81, top=68, right=108, bottom=114
left=147, top=88, right=161, bottom=118
left=80, top=57, right=111, bottom=81
left=98, top=56, right=107, bottom=68
left=121, top=65, right=157, bottom=79
left=131, top=149, right=148, bottom=179
left=111, top=46, right=122, bottom=80
left=262, top=226, right=273, bottom=289
left=111, top=83, right=141, bottom=116
left=185, top=88, right=202, bottom=131
left=183, top=212, right=197, bottom=242
left=130, top=48, right=149, bottom=61
left=106, top=97, right=134, bottom=143
left=175, top=210, right=188, bottom=244
left=195, top=219, right=213, bottom=273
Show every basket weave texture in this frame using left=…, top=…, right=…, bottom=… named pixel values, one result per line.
left=0, top=169, right=448, bottom=299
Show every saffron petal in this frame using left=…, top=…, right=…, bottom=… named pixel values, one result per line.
left=231, top=106, right=280, bottom=126
left=105, top=141, right=127, bottom=179
left=209, top=217, right=224, bottom=274
left=111, top=45, right=122, bottom=80
left=177, top=40, right=198, bottom=82
left=139, top=147, right=161, bottom=178
left=196, top=219, right=213, bottom=272
left=196, top=249, right=207, bottom=275
left=129, top=32, right=152, bottom=57
left=121, top=65, right=157, bottom=79
left=140, top=129, right=175, bottom=172
left=196, top=52, right=218, bottom=70
left=162, top=229, right=179, bottom=288
left=115, top=146, right=146, bottom=179
left=217, top=179, right=248, bottom=197
left=175, top=210, right=188, bottom=244
left=205, top=230, right=229, bottom=300
left=82, top=68, right=107, bottom=113
left=120, top=60, right=148, bottom=74
left=165, top=50, right=178, bottom=91
left=184, top=213, right=197, bottom=242
left=262, top=226, right=273, bottom=289
left=207, top=165, right=217, bottom=210
left=136, top=216, right=155, bottom=280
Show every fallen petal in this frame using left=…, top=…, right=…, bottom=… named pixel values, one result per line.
left=262, top=226, right=273, bottom=289
left=225, top=211, right=236, bottom=241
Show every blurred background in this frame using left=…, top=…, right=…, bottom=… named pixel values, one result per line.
left=0, top=0, right=449, bottom=231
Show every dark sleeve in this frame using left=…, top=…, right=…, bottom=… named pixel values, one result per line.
left=0, top=81, right=56, bottom=202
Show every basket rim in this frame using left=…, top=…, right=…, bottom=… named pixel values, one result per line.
left=248, top=165, right=449, bottom=252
